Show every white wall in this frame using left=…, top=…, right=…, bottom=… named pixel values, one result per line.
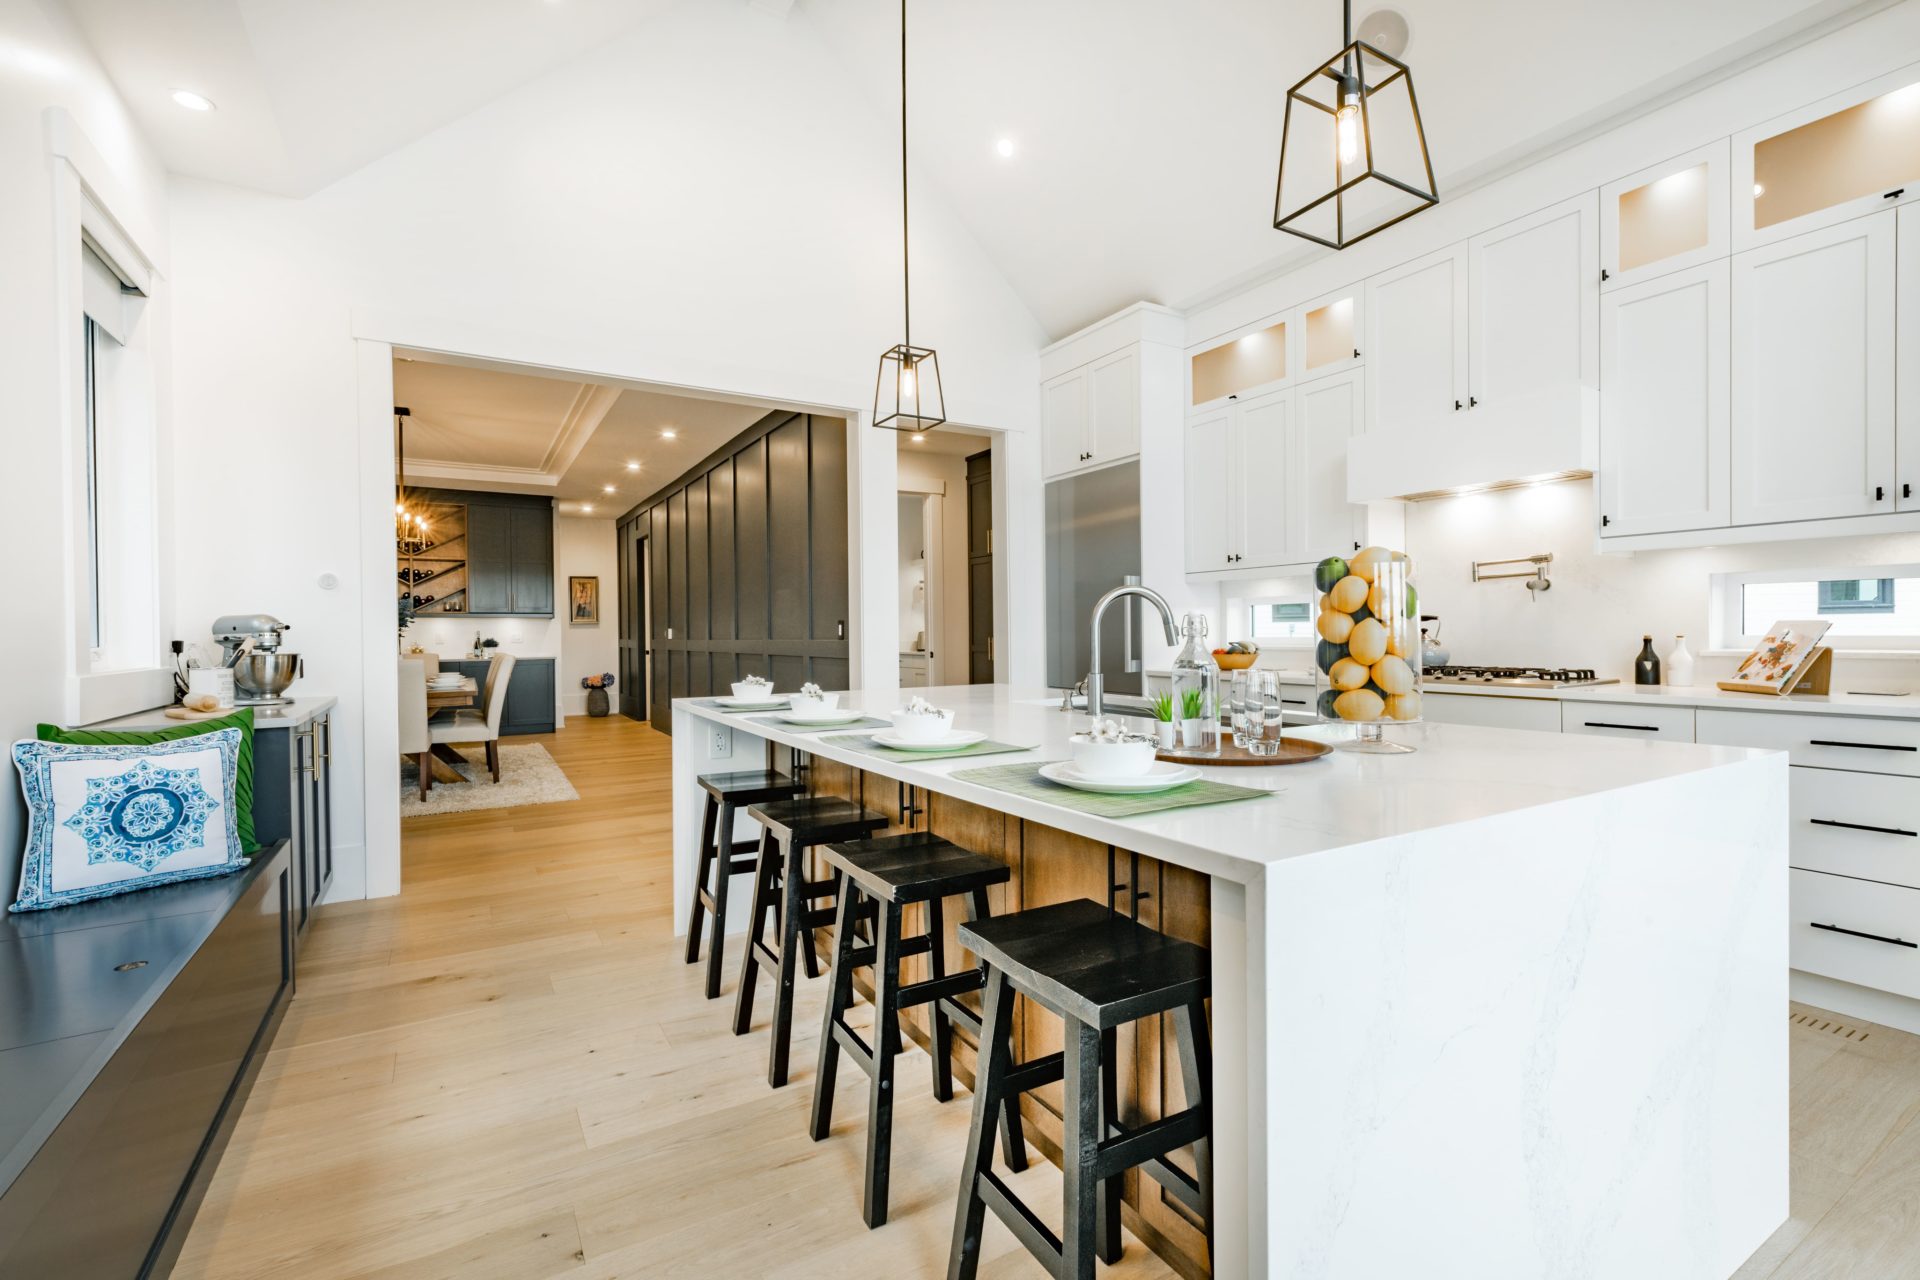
left=0, top=0, right=169, bottom=884
left=898, top=447, right=973, bottom=684
left=166, top=1, right=1045, bottom=899
left=555, top=516, right=618, bottom=718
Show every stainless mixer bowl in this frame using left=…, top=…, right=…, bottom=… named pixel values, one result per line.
left=232, top=652, right=302, bottom=700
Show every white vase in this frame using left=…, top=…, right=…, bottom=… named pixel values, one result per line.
left=1180, top=718, right=1205, bottom=748
left=1667, top=635, right=1696, bottom=688
left=1156, top=721, right=1178, bottom=750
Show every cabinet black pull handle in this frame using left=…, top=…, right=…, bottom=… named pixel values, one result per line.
left=1886, top=188, right=1906, bottom=200
left=1811, top=921, right=1917, bottom=949
left=1809, top=739, right=1918, bottom=752
left=1469, top=396, right=1478, bottom=408
left=1353, top=347, right=1360, bottom=359
left=1810, top=818, right=1919, bottom=838
left=1453, top=399, right=1462, bottom=411
left=1584, top=721, right=1658, bottom=731
left=1906, top=483, right=1914, bottom=499
left=1600, top=268, right=1611, bottom=282
left=1601, top=514, right=1611, bottom=527
left=1352, top=541, right=1361, bottom=552
left=1876, top=485, right=1886, bottom=501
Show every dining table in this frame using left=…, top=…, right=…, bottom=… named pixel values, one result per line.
left=422, top=675, right=480, bottom=783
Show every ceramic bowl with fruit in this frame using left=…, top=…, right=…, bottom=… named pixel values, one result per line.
left=788, top=682, right=839, bottom=713
left=1212, top=641, right=1259, bottom=671
left=732, top=676, right=775, bottom=700
left=890, top=696, right=955, bottom=743
left=1069, top=718, right=1158, bottom=777
left=1312, top=547, right=1423, bottom=734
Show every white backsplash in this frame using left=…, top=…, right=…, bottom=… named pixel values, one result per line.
left=1401, top=478, right=1920, bottom=689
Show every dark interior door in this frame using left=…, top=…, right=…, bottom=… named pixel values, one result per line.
left=966, top=448, right=994, bottom=683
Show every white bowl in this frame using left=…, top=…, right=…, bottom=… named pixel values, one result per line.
left=1068, top=734, right=1158, bottom=778
left=788, top=691, right=840, bottom=713
left=731, top=681, right=774, bottom=700
left=889, top=707, right=954, bottom=742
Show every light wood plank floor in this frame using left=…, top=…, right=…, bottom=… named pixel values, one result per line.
left=176, top=715, right=1177, bottom=1279
left=176, top=715, right=1920, bottom=1278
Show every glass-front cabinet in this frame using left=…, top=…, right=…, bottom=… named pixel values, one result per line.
left=1734, top=66, right=1920, bottom=251
left=1599, top=140, right=1730, bottom=290
left=1187, top=282, right=1363, bottom=409
left=1190, top=317, right=1290, bottom=407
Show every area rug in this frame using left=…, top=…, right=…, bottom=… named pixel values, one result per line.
left=400, top=744, right=580, bottom=817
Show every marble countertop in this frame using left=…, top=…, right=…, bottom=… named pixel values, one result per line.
left=679, top=684, right=1768, bottom=883
left=93, top=695, right=338, bottom=733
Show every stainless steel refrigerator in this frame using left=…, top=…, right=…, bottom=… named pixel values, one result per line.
left=1045, top=461, right=1143, bottom=695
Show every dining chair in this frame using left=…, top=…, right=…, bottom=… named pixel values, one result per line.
left=421, top=652, right=440, bottom=678
left=429, top=653, right=517, bottom=783
left=398, top=657, right=433, bottom=799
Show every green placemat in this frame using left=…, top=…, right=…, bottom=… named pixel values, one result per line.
left=747, top=714, right=892, bottom=734
left=821, top=733, right=1035, bottom=763
left=691, top=697, right=790, bottom=713
left=950, top=762, right=1270, bottom=818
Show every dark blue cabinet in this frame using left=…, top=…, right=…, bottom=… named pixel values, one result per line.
left=428, top=490, right=553, bottom=617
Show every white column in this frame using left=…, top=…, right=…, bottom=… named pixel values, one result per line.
left=847, top=411, right=900, bottom=694
left=993, top=427, right=1044, bottom=687
left=354, top=339, right=399, bottom=900
left=1209, top=872, right=1265, bottom=1278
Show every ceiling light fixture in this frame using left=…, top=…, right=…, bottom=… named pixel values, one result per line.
left=170, top=89, right=215, bottom=112
left=995, top=137, right=1016, bottom=158
left=873, top=0, right=945, bottom=435
left=1273, top=0, right=1436, bottom=250
left=602, top=485, right=615, bottom=494
left=910, top=433, right=925, bottom=443
left=625, top=460, right=640, bottom=471
left=660, top=428, right=677, bottom=440
left=582, top=503, right=595, bottom=514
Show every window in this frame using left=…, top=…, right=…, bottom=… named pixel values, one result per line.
left=1249, top=600, right=1313, bottom=642
left=1715, top=566, right=1920, bottom=650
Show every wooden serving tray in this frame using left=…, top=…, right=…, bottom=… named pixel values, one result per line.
left=1156, top=738, right=1330, bottom=767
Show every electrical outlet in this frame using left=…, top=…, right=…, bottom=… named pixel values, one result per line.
left=709, top=725, right=732, bottom=759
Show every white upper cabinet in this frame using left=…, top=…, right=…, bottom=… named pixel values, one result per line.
left=1190, top=317, right=1291, bottom=409
left=1236, top=389, right=1292, bottom=568
left=1295, top=370, right=1366, bottom=562
left=1599, top=141, right=1731, bottom=292
left=1364, top=242, right=1467, bottom=430
left=1730, top=210, right=1896, bottom=526
left=1598, top=260, right=1730, bottom=537
left=1183, top=408, right=1233, bottom=573
left=1902, top=203, right=1920, bottom=513
left=1468, top=194, right=1599, bottom=408
left=1042, top=348, right=1143, bottom=480
left=1734, top=67, right=1920, bottom=253
left=1298, top=284, right=1365, bottom=381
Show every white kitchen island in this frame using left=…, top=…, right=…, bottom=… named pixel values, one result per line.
left=671, top=685, right=1788, bottom=1279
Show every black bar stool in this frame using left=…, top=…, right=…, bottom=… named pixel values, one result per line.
left=687, top=770, right=805, bottom=999
left=809, top=831, right=1029, bottom=1229
left=733, top=795, right=888, bottom=1088
left=948, top=898, right=1211, bottom=1280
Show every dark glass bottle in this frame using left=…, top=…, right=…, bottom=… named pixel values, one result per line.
left=1634, top=635, right=1662, bottom=686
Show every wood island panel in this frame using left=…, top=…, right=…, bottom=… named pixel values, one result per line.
left=785, top=745, right=1213, bottom=1279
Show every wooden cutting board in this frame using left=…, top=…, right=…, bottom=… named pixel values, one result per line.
left=1156, top=738, right=1330, bottom=767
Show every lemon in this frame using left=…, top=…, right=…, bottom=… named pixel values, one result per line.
left=1329, top=657, right=1371, bottom=691
left=1348, top=617, right=1388, bottom=665
left=1386, top=690, right=1422, bottom=721
left=1372, top=654, right=1415, bottom=695
left=1316, top=610, right=1354, bottom=644
left=1329, top=574, right=1369, bottom=613
left=1334, top=688, right=1386, bottom=721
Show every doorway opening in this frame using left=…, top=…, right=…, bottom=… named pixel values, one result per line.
left=897, top=426, right=994, bottom=687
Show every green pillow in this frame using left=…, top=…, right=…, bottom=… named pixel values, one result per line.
left=37, top=708, right=257, bottom=852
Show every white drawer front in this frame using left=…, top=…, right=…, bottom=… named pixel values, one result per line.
left=1424, top=693, right=1561, bottom=733
left=1697, top=709, right=1920, bottom=776
left=1790, top=769, right=1920, bottom=889
left=1790, top=868, right=1920, bottom=999
left=1560, top=700, right=1696, bottom=741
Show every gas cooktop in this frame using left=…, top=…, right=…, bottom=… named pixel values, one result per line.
left=1425, top=665, right=1619, bottom=689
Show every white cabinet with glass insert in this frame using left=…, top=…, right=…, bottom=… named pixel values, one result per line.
left=1599, top=140, right=1731, bottom=291
left=1042, top=348, right=1140, bottom=481
left=1730, top=210, right=1895, bottom=526
left=1597, top=260, right=1731, bottom=538
left=1734, top=65, right=1920, bottom=253
left=1187, top=283, right=1362, bottom=411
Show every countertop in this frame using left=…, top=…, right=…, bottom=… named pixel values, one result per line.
left=680, top=684, right=1768, bottom=883
left=92, top=695, right=338, bottom=733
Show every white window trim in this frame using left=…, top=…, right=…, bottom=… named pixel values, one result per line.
left=1708, top=563, right=1920, bottom=657
left=47, top=108, right=172, bottom=725
left=1230, top=590, right=1317, bottom=652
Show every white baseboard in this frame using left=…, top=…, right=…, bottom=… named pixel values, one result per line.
left=318, top=840, right=381, bottom=904
left=1790, top=969, right=1920, bottom=1036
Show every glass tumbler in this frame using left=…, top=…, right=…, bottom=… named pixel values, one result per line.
left=1249, top=672, right=1285, bottom=756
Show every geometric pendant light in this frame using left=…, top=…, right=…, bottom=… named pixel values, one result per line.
left=873, top=0, right=945, bottom=433
left=1273, top=0, right=1438, bottom=250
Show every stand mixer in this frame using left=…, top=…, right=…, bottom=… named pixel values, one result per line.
left=213, top=614, right=303, bottom=706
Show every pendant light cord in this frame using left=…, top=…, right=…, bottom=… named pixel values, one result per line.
left=900, top=0, right=910, bottom=353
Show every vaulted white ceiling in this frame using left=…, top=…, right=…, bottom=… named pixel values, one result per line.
left=69, top=0, right=1876, bottom=337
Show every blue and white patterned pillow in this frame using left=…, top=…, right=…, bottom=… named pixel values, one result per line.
left=11, top=729, right=246, bottom=912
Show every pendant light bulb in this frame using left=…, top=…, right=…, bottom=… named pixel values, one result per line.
left=1336, top=86, right=1361, bottom=166
left=899, top=366, right=916, bottom=399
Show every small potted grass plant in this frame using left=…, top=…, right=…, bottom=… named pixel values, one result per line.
left=1179, top=687, right=1209, bottom=748
left=1150, top=691, right=1177, bottom=750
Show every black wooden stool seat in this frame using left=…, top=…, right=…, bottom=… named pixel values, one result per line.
left=685, top=770, right=804, bottom=1000
left=732, top=796, right=887, bottom=1088
left=949, top=898, right=1213, bottom=1280
left=810, top=832, right=1025, bottom=1229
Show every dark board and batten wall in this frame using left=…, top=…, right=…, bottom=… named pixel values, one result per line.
left=617, top=412, right=850, bottom=730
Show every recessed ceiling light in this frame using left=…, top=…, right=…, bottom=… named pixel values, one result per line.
left=995, top=137, right=1016, bottom=158
left=581, top=503, right=595, bottom=513
left=625, top=460, right=640, bottom=471
left=602, top=485, right=615, bottom=494
left=911, top=434, right=925, bottom=443
left=660, top=428, right=677, bottom=440
left=170, top=89, right=215, bottom=112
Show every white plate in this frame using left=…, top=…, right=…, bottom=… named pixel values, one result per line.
left=428, top=679, right=464, bottom=688
left=717, top=694, right=788, bottom=709
left=871, top=729, right=988, bottom=751
left=776, top=708, right=869, bottom=725
left=1038, top=761, right=1201, bottom=794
